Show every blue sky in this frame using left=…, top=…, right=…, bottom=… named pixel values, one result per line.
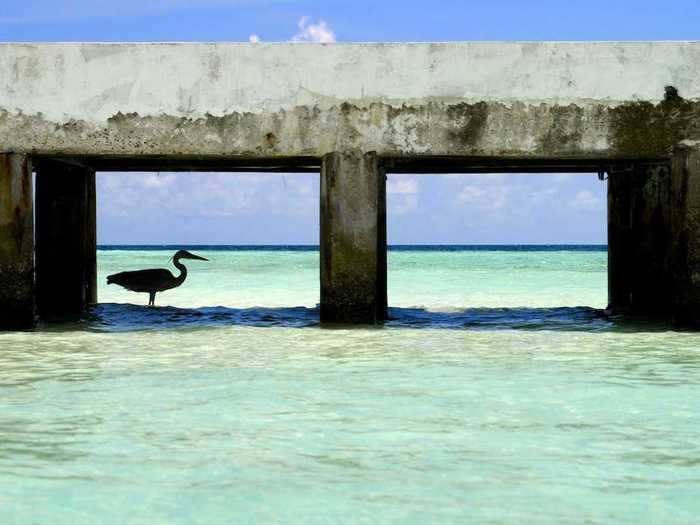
left=4, top=0, right=698, bottom=244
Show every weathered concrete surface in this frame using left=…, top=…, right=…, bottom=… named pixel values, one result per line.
left=1, top=43, right=700, bottom=159
left=671, top=144, right=700, bottom=325
left=321, top=152, right=387, bottom=323
left=35, top=161, right=97, bottom=318
left=0, top=154, right=34, bottom=329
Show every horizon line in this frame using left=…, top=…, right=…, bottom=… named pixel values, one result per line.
left=97, top=243, right=608, bottom=248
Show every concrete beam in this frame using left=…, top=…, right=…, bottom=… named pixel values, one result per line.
left=35, top=161, right=96, bottom=318
left=320, top=152, right=387, bottom=323
left=0, top=154, right=34, bottom=329
left=671, top=144, right=700, bottom=325
left=2, top=43, right=700, bottom=160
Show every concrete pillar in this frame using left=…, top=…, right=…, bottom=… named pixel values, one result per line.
left=628, top=164, right=673, bottom=313
left=320, top=151, right=387, bottom=323
left=607, top=164, right=672, bottom=314
left=670, top=145, right=700, bottom=325
left=0, top=154, right=34, bottom=329
left=35, top=161, right=97, bottom=318
left=607, top=171, right=633, bottom=311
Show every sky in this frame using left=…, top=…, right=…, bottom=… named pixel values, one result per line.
left=4, top=0, right=698, bottom=245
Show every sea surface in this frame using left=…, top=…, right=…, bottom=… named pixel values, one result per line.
left=1, top=246, right=699, bottom=524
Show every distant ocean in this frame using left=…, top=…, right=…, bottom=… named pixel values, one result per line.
left=2, top=245, right=699, bottom=524
left=99, top=244, right=607, bottom=251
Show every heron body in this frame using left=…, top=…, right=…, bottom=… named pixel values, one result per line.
left=107, top=250, right=208, bottom=306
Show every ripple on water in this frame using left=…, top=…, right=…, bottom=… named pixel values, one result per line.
left=25, top=302, right=681, bottom=335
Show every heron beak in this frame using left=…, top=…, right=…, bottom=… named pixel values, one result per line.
left=185, top=252, right=208, bottom=261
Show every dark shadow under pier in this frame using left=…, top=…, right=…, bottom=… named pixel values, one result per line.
left=32, top=303, right=679, bottom=334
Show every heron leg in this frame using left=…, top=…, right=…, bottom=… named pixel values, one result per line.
left=149, top=292, right=156, bottom=307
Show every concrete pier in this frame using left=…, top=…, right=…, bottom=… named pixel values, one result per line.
left=0, top=42, right=699, bottom=326
left=35, top=161, right=97, bottom=318
left=0, top=154, right=34, bottom=329
left=321, top=152, right=387, bottom=323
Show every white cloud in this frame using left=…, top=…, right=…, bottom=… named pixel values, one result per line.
left=387, top=177, right=419, bottom=215
left=450, top=184, right=515, bottom=228
left=390, top=195, right=419, bottom=216
left=572, top=190, right=603, bottom=211
left=456, top=185, right=485, bottom=203
left=248, top=34, right=261, bottom=43
left=387, top=178, right=418, bottom=195
left=291, top=16, right=336, bottom=43
left=98, top=172, right=318, bottom=221
left=141, top=173, right=176, bottom=189
left=456, top=185, right=508, bottom=210
left=291, top=178, right=313, bottom=195
left=526, top=186, right=559, bottom=207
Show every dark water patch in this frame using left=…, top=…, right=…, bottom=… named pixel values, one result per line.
left=30, top=304, right=679, bottom=334
left=38, top=304, right=320, bottom=333
left=388, top=306, right=613, bottom=331
left=388, top=307, right=675, bottom=333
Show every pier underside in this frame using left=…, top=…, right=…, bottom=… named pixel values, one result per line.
left=2, top=152, right=700, bottom=327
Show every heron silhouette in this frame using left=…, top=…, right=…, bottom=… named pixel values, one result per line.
left=107, top=250, right=208, bottom=306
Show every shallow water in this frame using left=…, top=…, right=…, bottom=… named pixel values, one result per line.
left=2, top=247, right=699, bottom=524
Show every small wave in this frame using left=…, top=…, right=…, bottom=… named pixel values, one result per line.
left=387, top=306, right=614, bottom=332
left=47, top=304, right=320, bottom=332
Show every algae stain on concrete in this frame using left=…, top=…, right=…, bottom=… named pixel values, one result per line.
left=610, top=88, right=700, bottom=156
left=446, top=102, right=489, bottom=148
left=539, top=105, right=585, bottom=153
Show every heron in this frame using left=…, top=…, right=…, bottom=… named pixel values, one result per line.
left=107, top=250, right=209, bottom=306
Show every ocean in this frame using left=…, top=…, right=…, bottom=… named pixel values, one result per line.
left=1, top=246, right=699, bottom=524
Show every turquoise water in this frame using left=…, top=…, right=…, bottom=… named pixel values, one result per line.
left=2, top=247, right=700, bottom=523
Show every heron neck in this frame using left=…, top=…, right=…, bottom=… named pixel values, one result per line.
left=173, top=257, right=188, bottom=284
